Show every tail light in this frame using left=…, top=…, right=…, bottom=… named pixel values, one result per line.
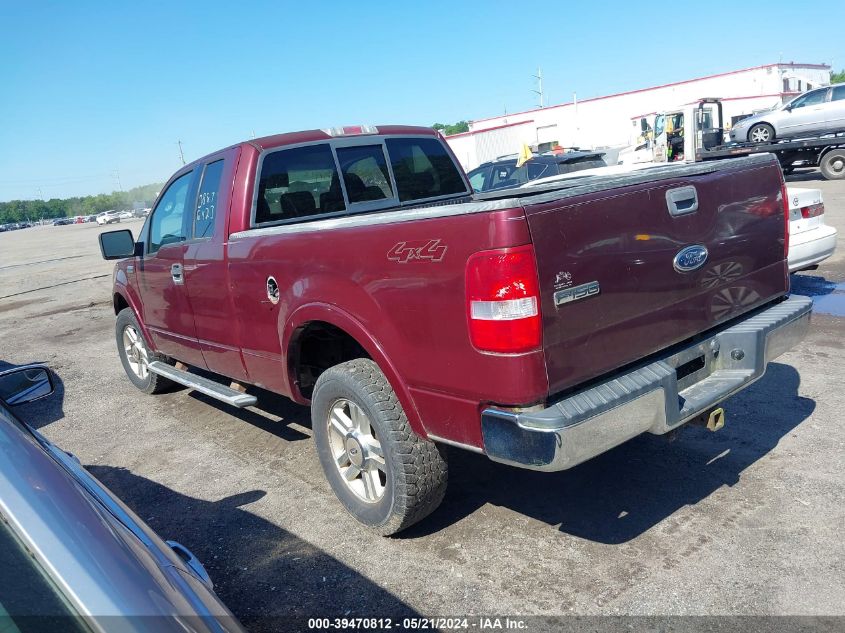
left=780, top=180, right=790, bottom=258
left=800, top=203, right=824, bottom=219
left=465, top=245, right=542, bottom=353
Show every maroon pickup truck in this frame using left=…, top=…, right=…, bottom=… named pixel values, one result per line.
left=99, top=125, right=811, bottom=534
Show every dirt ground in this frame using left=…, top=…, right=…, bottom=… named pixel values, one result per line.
left=1, top=171, right=844, bottom=631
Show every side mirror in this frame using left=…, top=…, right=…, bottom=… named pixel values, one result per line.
left=784, top=104, right=793, bottom=112
left=0, top=365, right=54, bottom=406
left=99, top=229, right=136, bottom=260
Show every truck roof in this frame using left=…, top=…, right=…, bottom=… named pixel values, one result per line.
left=249, top=125, right=439, bottom=151
left=182, top=125, right=442, bottom=171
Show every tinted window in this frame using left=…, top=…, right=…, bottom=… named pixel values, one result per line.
left=385, top=137, right=467, bottom=202
left=791, top=89, right=826, bottom=108
left=831, top=85, right=845, bottom=102
left=488, top=162, right=528, bottom=190
left=256, top=144, right=342, bottom=224
left=149, top=171, right=193, bottom=254
left=467, top=166, right=489, bottom=192
left=194, top=160, right=224, bottom=239
left=336, top=145, right=393, bottom=203
left=557, top=155, right=607, bottom=175
left=527, top=162, right=551, bottom=179
left=0, top=520, right=87, bottom=629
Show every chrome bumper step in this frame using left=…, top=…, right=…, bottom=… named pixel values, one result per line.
left=147, top=361, right=257, bottom=408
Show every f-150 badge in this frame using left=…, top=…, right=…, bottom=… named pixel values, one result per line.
left=387, top=239, right=447, bottom=264
left=554, top=281, right=600, bottom=307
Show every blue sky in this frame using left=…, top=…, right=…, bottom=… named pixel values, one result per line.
left=1, top=0, right=843, bottom=201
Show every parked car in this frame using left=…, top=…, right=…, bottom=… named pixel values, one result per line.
left=52, top=217, right=73, bottom=226
left=0, top=364, right=245, bottom=631
left=787, top=187, right=838, bottom=272
left=99, top=125, right=810, bottom=535
left=118, top=210, right=135, bottom=220
left=730, top=83, right=845, bottom=143
left=86, top=214, right=98, bottom=222
left=466, top=150, right=607, bottom=192
left=96, top=210, right=122, bottom=225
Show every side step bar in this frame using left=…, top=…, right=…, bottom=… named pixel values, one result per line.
left=147, top=361, right=257, bottom=408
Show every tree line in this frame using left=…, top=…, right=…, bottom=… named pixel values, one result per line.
left=0, top=182, right=163, bottom=224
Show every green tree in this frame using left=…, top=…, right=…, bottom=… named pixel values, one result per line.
left=0, top=182, right=163, bottom=224
left=831, top=69, right=845, bottom=84
left=432, top=121, right=470, bottom=136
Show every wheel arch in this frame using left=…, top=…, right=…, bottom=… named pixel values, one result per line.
left=113, top=285, right=155, bottom=351
left=283, top=303, right=428, bottom=439
left=747, top=120, right=775, bottom=142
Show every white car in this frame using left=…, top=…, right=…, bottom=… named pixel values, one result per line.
left=117, top=211, right=134, bottom=220
left=95, top=211, right=121, bottom=225
left=788, top=188, right=837, bottom=272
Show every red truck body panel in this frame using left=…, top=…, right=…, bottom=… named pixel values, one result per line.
left=112, top=127, right=789, bottom=452
left=524, top=159, right=788, bottom=395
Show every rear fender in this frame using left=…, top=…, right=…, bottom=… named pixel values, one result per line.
left=282, top=303, right=428, bottom=439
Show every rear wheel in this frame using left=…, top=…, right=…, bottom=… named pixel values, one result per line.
left=311, top=359, right=448, bottom=535
left=820, top=149, right=845, bottom=180
left=748, top=123, right=775, bottom=144
left=115, top=308, right=175, bottom=394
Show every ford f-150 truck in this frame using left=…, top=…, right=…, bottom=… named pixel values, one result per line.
left=99, top=125, right=811, bottom=535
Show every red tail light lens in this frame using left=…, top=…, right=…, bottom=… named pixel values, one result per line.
left=800, top=203, right=824, bottom=219
left=465, top=245, right=541, bottom=353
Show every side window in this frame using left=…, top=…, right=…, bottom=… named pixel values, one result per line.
left=527, top=162, right=550, bottom=179
left=0, top=521, right=88, bottom=632
left=385, top=137, right=468, bottom=202
left=148, top=171, right=193, bottom=254
left=194, top=160, right=224, bottom=239
left=335, top=145, right=393, bottom=203
left=256, top=144, right=342, bottom=224
left=467, top=167, right=489, bottom=192
left=831, top=86, right=845, bottom=102
left=792, top=90, right=826, bottom=109
left=488, top=164, right=517, bottom=189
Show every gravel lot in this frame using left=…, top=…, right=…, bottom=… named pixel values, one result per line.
left=1, top=171, right=844, bottom=631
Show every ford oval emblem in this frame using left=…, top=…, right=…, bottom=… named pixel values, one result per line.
left=673, top=245, right=709, bottom=272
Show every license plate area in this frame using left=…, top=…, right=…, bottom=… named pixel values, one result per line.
left=665, top=342, right=716, bottom=392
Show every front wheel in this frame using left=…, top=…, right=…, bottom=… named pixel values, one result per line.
left=820, top=149, right=845, bottom=180
left=115, top=308, right=176, bottom=394
left=311, top=359, right=448, bottom=535
left=748, top=123, right=775, bottom=144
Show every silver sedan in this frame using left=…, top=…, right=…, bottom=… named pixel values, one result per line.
left=730, top=83, right=845, bottom=143
left=0, top=364, right=246, bottom=632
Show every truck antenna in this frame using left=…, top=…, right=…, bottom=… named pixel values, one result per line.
left=177, top=140, right=186, bottom=166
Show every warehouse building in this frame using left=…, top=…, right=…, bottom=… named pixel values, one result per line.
left=446, top=62, right=831, bottom=170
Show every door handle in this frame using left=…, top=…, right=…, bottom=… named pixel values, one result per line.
left=171, top=263, right=184, bottom=285
left=665, top=185, right=699, bottom=216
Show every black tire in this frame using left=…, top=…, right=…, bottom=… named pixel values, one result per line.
left=311, top=359, right=448, bottom=536
left=747, top=123, right=775, bottom=144
left=115, top=308, right=176, bottom=394
left=782, top=166, right=795, bottom=175
left=820, top=149, right=845, bottom=180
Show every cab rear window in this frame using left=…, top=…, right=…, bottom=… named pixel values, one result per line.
left=385, top=137, right=468, bottom=202
left=256, top=144, right=343, bottom=224
left=253, top=136, right=468, bottom=227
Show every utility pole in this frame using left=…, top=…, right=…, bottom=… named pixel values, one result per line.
left=112, top=170, right=123, bottom=191
left=531, top=67, right=544, bottom=108
left=177, top=140, right=186, bottom=166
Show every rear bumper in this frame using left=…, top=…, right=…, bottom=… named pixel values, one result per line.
left=481, top=295, right=812, bottom=471
left=788, top=224, right=837, bottom=272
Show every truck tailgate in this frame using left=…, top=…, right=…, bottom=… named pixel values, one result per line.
left=522, top=155, right=788, bottom=396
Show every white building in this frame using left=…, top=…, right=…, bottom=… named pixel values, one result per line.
left=446, top=62, right=831, bottom=170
